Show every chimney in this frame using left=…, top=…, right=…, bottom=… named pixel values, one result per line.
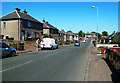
left=46, top=21, right=48, bottom=24
left=113, top=31, right=115, bottom=34
left=42, top=18, right=45, bottom=23
left=15, top=8, right=20, bottom=11
left=23, top=9, right=27, bottom=14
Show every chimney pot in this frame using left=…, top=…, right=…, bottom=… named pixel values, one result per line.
left=42, top=19, right=45, bottom=23
left=23, top=9, right=27, bottom=14
left=15, top=8, right=20, bottom=11
left=46, top=21, right=48, bottom=23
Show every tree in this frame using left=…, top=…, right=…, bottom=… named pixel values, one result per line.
left=67, top=30, right=73, bottom=33
left=97, top=33, right=102, bottom=39
left=78, top=30, right=83, bottom=37
left=112, top=36, right=120, bottom=43
left=91, top=31, right=96, bottom=33
left=102, top=31, right=108, bottom=36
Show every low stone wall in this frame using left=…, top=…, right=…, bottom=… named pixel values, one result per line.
left=105, top=48, right=120, bottom=73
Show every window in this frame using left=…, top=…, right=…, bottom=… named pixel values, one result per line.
left=21, top=20, right=23, bottom=27
left=1, top=43, right=10, bottom=48
left=3, top=22, right=6, bottom=29
left=28, top=21, right=31, bottom=27
left=27, top=31, right=31, bottom=38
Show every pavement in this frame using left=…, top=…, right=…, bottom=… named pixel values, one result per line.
left=86, top=44, right=112, bottom=82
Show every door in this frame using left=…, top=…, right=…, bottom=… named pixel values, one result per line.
left=21, top=30, right=25, bottom=41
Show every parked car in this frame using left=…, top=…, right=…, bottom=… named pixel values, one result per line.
left=40, top=38, right=58, bottom=50
left=0, top=42, right=16, bottom=58
left=74, top=42, right=80, bottom=46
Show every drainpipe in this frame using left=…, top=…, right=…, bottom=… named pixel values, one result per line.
left=18, top=20, right=19, bottom=40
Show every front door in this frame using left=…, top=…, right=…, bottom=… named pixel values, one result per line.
left=21, top=30, right=25, bottom=41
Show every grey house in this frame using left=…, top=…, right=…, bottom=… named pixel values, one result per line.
left=1, top=8, right=43, bottom=41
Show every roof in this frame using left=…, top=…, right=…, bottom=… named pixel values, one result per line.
left=43, top=22, right=58, bottom=30
left=106, top=32, right=116, bottom=40
left=59, top=30, right=65, bottom=34
left=1, top=10, right=41, bottom=23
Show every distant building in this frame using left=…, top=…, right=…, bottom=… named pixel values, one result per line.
left=85, top=33, right=97, bottom=39
left=59, top=29, right=66, bottom=41
left=73, top=33, right=79, bottom=41
left=100, top=31, right=119, bottom=43
left=42, top=19, right=59, bottom=41
left=0, top=8, right=43, bottom=41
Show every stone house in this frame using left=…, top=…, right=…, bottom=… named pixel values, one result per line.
left=0, top=8, right=43, bottom=41
left=42, top=19, right=59, bottom=41
left=85, top=33, right=97, bottom=39
left=59, top=29, right=66, bottom=41
left=73, top=33, right=79, bottom=41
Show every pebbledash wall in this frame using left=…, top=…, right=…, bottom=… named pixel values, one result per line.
left=1, top=20, right=20, bottom=40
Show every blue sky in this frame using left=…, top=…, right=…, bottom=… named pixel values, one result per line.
left=2, top=2, right=118, bottom=34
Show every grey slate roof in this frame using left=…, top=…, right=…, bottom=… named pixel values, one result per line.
left=59, top=30, right=65, bottom=34
left=1, top=10, right=41, bottom=23
left=106, top=33, right=116, bottom=40
left=43, top=22, right=58, bottom=30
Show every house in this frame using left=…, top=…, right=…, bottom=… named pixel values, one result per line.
left=100, top=36, right=107, bottom=43
left=42, top=19, right=59, bottom=41
left=0, top=8, right=43, bottom=41
left=105, top=31, right=116, bottom=43
left=67, top=32, right=74, bottom=42
left=85, top=33, right=97, bottom=39
left=59, top=29, right=66, bottom=41
left=73, top=33, right=79, bottom=41
left=100, top=31, right=120, bottom=43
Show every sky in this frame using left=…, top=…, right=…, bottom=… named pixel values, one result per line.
left=1, top=2, right=119, bottom=35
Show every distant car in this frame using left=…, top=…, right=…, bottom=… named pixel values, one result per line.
left=0, top=42, right=16, bottom=58
left=74, top=42, right=80, bottom=46
left=81, top=40, right=86, bottom=43
left=40, top=38, right=58, bottom=50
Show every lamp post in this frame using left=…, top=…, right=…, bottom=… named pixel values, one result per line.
left=91, top=6, right=98, bottom=44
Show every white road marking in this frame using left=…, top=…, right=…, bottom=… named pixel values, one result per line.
left=0, top=60, right=32, bottom=72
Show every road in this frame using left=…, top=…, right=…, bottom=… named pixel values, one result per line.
left=2, top=40, right=91, bottom=81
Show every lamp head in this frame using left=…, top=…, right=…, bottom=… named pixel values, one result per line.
left=91, top=6, right=96, bottom=8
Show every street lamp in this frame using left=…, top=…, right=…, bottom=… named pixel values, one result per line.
left=91, top=6, right=98, bottom=44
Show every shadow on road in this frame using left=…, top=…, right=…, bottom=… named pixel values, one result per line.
left=2, top=54, right=19, bottom=59
left=102, top=58, right=120, bottom=83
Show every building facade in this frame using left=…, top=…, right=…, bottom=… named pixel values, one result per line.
left=1, top=8, right=43, bottom=41
left=42, top=19, right=59, bottom=41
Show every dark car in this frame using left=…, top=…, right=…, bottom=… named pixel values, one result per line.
left=74, top=42, right=80, bottom=46
left=0, top=42, right=16, bottom=58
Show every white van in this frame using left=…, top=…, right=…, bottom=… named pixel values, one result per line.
left=40, top=38, right=58, bottom=50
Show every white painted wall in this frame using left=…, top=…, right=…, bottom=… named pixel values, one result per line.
left=96, top=44, right=119, bottom=47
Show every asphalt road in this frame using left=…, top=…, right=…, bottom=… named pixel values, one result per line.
left=2, top=40, right=91, bottom=81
